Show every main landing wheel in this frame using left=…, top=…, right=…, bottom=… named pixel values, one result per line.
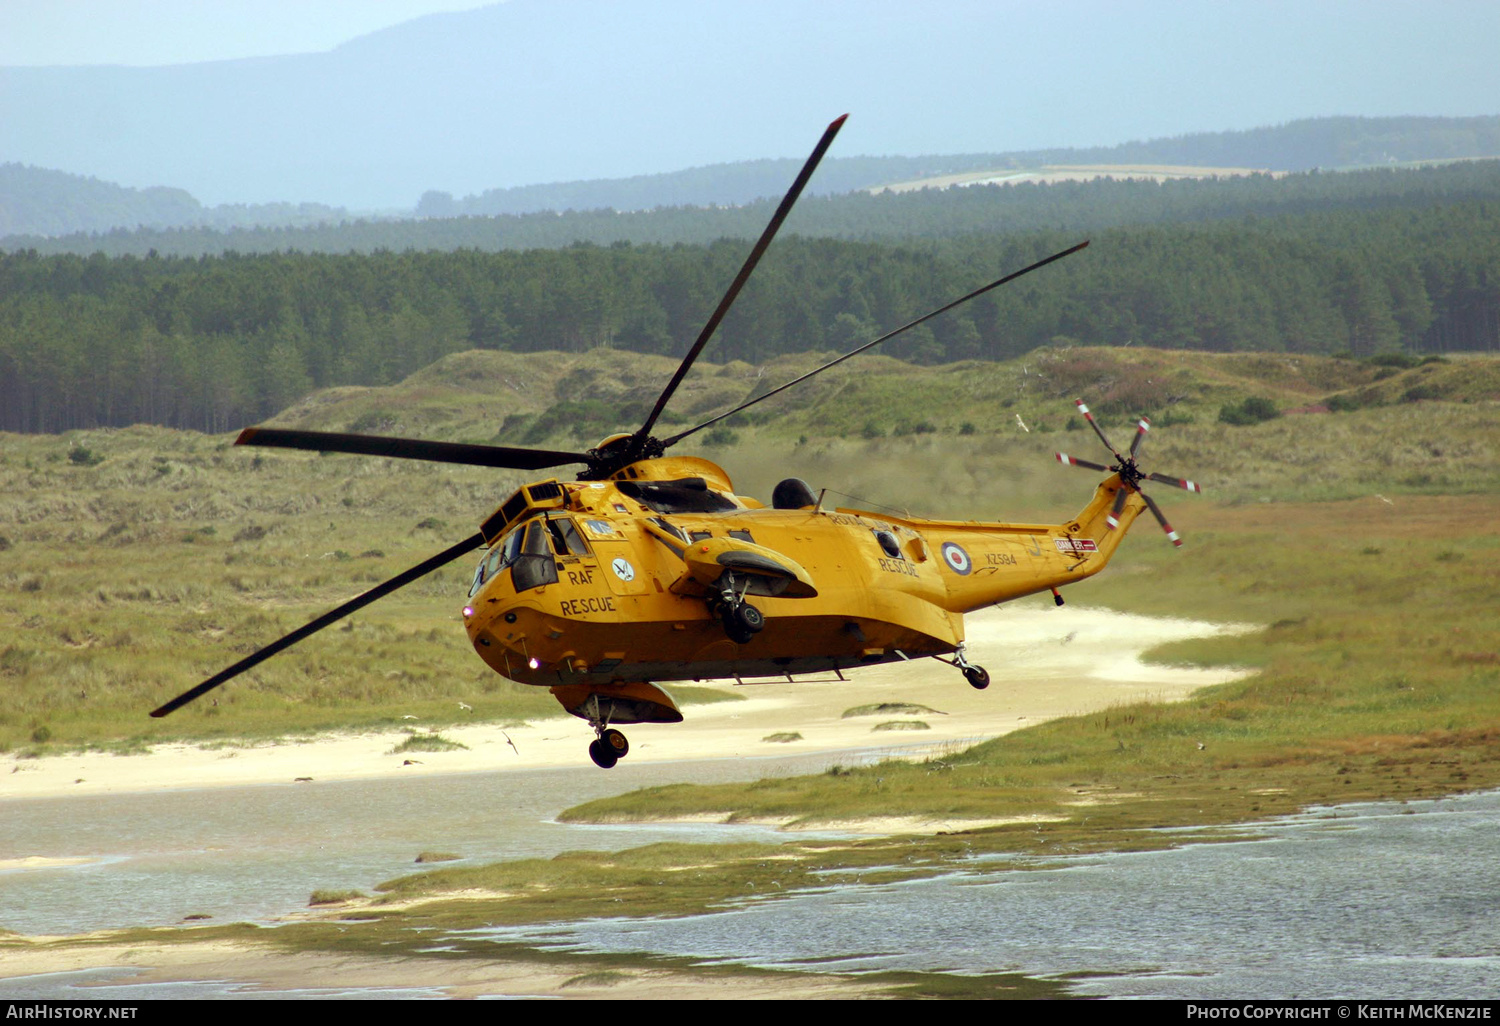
left=588, top=739, right=619, bottom=769
left=724, top=602, right=765, bottom=644
left=963, top=665, right=991, bottom=691
left=601, top=727, right=630, bottom=759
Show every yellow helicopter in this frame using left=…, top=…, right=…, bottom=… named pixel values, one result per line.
left=150, top=115, right=1202, bottom=768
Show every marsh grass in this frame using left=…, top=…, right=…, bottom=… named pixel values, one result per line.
left=390, top=732, right=468, bottom=754
left=844, top=703, right=946, bottom=718
left=308, top=889, right=365, bottom=906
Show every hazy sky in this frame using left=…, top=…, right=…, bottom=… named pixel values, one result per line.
left=0, top=0, right=492, bottom=66
left=3, top=1, right=1499, bottom=206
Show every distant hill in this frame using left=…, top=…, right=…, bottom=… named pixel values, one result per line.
left=0, top=164, right=350, bottom=239
left=427, top=116, right=1500, bottom=217
left=8, top=114, right=1500, bottom=244
left=12, top=157, right=1500, bottom=259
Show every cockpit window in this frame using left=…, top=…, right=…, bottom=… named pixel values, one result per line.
left=468, top=525, right=536, bottom=596
left=512, top=519, right=560, bottom=592
left=615, top=477, right=738, bottom=514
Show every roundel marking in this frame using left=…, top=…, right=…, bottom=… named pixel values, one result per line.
left=611, top=557, right=636, bottom=582
left=941, top=542, right=972, bottom=576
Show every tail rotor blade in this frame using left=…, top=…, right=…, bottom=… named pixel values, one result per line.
left=1075, top=400, right=1123, bottom=461
left=1105, top=484, right=1130, bottom=531
left=1139, top=491, right=1183, bottom=548
left=1146, top=472, right=1204, bottom=494
left=1056, top=452, right=1112, bottom=473
left=151, top=532, right=486, bottom=718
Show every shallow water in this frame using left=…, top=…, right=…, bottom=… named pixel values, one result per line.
left=6, top=750, right=1498, bottom=999
left=0, top=749, right=862, bottom=937
left=462, top=791, right=1500, bottom=999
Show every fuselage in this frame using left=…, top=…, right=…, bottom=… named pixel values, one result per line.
left=462, top=455, right=1143, bottom=689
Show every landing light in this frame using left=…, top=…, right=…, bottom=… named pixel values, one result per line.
left=462, top=605, right=474, bottom=618
left=528, top=657, right=540, bottom=670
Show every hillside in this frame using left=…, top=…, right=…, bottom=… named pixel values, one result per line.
left=2, top=345, right=1497, bottom=753
left=7, top=195, right=1500, bottom=436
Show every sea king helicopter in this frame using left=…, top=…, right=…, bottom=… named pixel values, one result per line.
left=150, top=115, right=1202, bottom=768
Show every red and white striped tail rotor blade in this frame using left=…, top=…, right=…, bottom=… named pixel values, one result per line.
left=1146, top=471, right=1204, bottom=494
left=1056, top=452, right=1112, bottom=473
left=1105, top=484, right=1130, bottom=531
left=1128, top=416, right=1151, bottom=458
left=1075, top=399, right=1123, bottom=460
left=1140, top=492, right=1183, bottom=548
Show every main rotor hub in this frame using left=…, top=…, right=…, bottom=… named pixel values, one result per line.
left=582, top=434, right=665, bottom=480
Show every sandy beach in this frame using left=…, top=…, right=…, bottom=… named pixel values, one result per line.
left=1, top=606, right=1251, bottom=803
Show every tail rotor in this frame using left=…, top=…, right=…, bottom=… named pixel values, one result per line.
left=1056, top=400, right=1202, bottom=548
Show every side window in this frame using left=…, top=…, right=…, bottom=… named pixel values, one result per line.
left=548, top=517, right=591, bottom=557
left=873, top=530, right=902, bottom=559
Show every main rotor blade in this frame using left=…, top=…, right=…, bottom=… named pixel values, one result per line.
left=150, top=532, right=486, bottom=718
left=630, top=113, right=849, bottom=451
left=665, top=240, right=1091, bottom=448
left=1128, top=416, right=1151, bottom=458
left=237, top=428, right=588, bottom=471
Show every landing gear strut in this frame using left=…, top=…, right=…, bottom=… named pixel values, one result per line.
left=584, top=697, right=631, bottom=769
left=712, top=572, right=765, bottom=645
